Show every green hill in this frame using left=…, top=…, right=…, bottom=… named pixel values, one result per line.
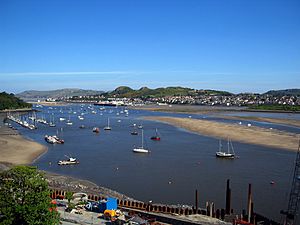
left=17, top=88, right=104, bottom=100
left=108, top=86, right=196, bottom=98
left=0, top=92, right=32, bottom=110
left=264, top=89, right=300, bottom=96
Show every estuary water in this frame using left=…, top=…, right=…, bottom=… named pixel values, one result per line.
left=14, top=104, right=299, bottom=222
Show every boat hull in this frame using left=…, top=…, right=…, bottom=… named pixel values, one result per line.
left=133, top=148, right=149, bottom=153
left=216, top=152, right=235, bottom=159
left=151, top=136, right=161, bottom=141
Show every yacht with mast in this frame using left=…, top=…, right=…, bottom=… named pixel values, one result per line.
left=216, top=138, right=235, bottom=159
left=103, top=118, right=111, bottom=130
left=150, top=128, right=161, bottom=141
left=133, top=129, right=149, bottom=153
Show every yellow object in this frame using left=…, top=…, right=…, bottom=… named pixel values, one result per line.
left=104, top=209, right=116, bottom=218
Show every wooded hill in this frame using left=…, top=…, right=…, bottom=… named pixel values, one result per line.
left=105, top=86, right=232, bottom=98
left=0, top=92, right=32, bottom=110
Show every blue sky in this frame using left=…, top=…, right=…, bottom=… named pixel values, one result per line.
left=0, top=0, right=299, bottom=94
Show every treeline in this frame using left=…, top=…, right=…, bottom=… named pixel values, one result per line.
left=249, top=104, right=300, bottom=112
left=104, top=86, right=232, bottom=98
left=0, top=92, right=32, bottom=110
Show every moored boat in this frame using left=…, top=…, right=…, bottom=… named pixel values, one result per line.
left=58, top=156, right=79, bottom=165
left=216, top=139, right=235, bottom=159
left=150, top=128, right=161, bottom=141
left=93, top=127, right=100, bottom=133
left=103, top=118, right=111, bottom=130
left=133, top=130, right=149, bottom=153
left=45, top=135, right=64, bottom=144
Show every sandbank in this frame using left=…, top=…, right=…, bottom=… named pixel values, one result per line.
left=216, top=115, right=300, bottom=128
left=132, top=104, right=232, bottom=114
left=0, top=125, right=47, bottom=165
left=144, top=116, right=299, bottom=151
left=28, top=101, right=68, bottom=106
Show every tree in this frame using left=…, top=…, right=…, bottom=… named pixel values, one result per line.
left=65, top=191, right=73, bottom=204
left=0, top=166, right=60, bottom=225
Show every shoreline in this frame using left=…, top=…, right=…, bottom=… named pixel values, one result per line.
left=144, top=116, right=299, bottom=151
left=215, top=115, right=300, bottom=128
left=0, top=129, right=48, bottom=165
left=132, top=104, right=300, bottom=114
left=0, top=113, right=135, bottom=201
left=27, top=101, right=69, bottom=106
left=0, top=113, right=48, bottom=165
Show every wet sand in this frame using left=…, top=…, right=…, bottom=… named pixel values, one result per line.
left=132, top=104, right=233, bottom=114
left=0, top=134, right=47, bottom=165
left=28, top=101, right=68, bottom=106
left=0, top=116, right=47, bottom=165
left=135, top=105, right=300, bottom=127
left=144, top=116, right=300, bottom=151
left=216, top=115, right=300, bottom=128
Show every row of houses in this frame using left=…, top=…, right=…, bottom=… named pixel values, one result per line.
left=51, top=93, right=299, bottom=107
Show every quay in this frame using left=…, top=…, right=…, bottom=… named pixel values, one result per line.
left=50, top=179, right=280, bottom=225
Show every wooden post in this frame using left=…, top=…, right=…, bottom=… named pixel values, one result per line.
left=247, top=184, right=252, bottom=223
left=195, top=189, right=198, bottom=212
left=226, top=179, right=231, bottom=215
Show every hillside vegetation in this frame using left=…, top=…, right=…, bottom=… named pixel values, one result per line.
left=106, top=86, right=231, bottom=98
left=264, top=89, right=300, bottom=96
left=249, top=104, right=300, bottom=112
left=17, top=88, right=104, bottom=99
left=0, top=92, right=32, bottom=110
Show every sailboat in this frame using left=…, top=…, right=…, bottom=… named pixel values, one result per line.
left=49, top=114, right=56, bottom=127
left=133, top=130, right=149, bottom=153
left=150, top=128, right=161, bottom=141
left=103, top=118, right=111, bottom=130
left=216, top=138, right=235, bottom=159
left=66, top=115, right=73, bottom=125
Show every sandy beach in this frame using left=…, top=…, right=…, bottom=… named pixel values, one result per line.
left=28, top=101, right=68, bottom=106
left=0, top=116, right=47, bottom=165
left=215, top=115, right=300, bottom=128
left=144, top=116, right=300, bottom=151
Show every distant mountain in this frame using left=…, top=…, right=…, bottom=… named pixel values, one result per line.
left=107, top=86, right=195, bottom=98
left=17, top=88, right=104, bottom=100
left=107, top=86, right=232, bottom=98
left=264, top=89, right=300, bottom=96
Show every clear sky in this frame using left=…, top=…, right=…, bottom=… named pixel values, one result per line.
left=0, top=0, right=299, bottom=94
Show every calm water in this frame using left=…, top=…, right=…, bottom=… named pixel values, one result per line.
left=13, top=104, right=299, bottom=222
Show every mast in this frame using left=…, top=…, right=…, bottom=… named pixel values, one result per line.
left=141, top=129, right=144, bottom=148
left=227, top=137, right=230, bottom=154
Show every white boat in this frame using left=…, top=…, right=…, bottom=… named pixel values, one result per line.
left=66, top=115, right=73, bottom=125
left=133, top=130, right=149, bottom=153
left=103, top=118, right=111, bottom=130
left=216, top=139, right=235, bottom=159
left=45, top=134, right=64, bottom=144
left=59, top=117, right=66, bottom=121
left=58, top=156, right=79, bottom=165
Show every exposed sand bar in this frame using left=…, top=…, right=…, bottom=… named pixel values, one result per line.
left=28, top=101, right=68, bottom=106
left=144, top=116, right=300, bottom=151
left=132, top=105, right=230, bottom=114
left=0, top=127, right=47, bottom=165
left=216, top=115, right=300, bottom=128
